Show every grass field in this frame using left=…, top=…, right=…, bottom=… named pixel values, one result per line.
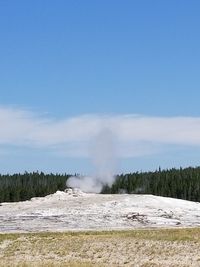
left=0, top=228, right=200, bottom=266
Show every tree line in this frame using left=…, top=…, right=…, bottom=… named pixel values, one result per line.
left=0, top=166, right=200, bottom=203
left=0, top=172, right=70, bottom=203
left=102, top=166, right=200, bottom=202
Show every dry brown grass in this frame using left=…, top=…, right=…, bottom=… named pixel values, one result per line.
left=0, top=228, right=200, bottom=267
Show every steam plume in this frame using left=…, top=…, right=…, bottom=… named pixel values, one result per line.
left=67, top=128, right=116, bottom=193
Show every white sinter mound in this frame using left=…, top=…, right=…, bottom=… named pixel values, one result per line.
left=0, top=189, right=200, bottom=233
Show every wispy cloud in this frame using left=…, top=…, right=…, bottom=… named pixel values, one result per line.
left=1, top=106, right=200, bottom=158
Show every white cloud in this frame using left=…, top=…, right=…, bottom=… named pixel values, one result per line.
left=1, top=106, right=200, bottom=158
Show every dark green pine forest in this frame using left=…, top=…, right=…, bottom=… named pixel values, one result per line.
left=0, top=172, right=70, bottom=203
left=0, top=166, right=200, bottom=203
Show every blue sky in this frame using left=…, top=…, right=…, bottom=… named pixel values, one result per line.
left=1, top=1, right=200, bottom=174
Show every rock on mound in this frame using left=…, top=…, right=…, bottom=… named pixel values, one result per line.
left=64, top=188, right=86, bottom=197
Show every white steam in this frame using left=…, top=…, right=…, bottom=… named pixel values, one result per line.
left=67, top=128, right=117, bottom=193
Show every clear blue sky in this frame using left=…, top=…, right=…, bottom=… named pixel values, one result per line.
left=1, top=1, right=200, bottom=174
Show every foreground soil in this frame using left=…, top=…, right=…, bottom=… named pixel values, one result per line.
left=0, top=228, right=200, bottom=267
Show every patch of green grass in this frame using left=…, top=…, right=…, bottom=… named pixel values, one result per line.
left=0, top=233, right=19, bottom=243
left=1, top=227, right=200, bottom=244
left=1, top=227, right=200, bottom=242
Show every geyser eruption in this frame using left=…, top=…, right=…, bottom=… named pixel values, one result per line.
left=67, top=128, right=117, bottom=193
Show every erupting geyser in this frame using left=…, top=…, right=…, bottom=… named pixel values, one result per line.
left=67, top=128, right=117, bottom=193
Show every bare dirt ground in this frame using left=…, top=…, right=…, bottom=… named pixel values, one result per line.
left=0, top=228, right=200, bottom=267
